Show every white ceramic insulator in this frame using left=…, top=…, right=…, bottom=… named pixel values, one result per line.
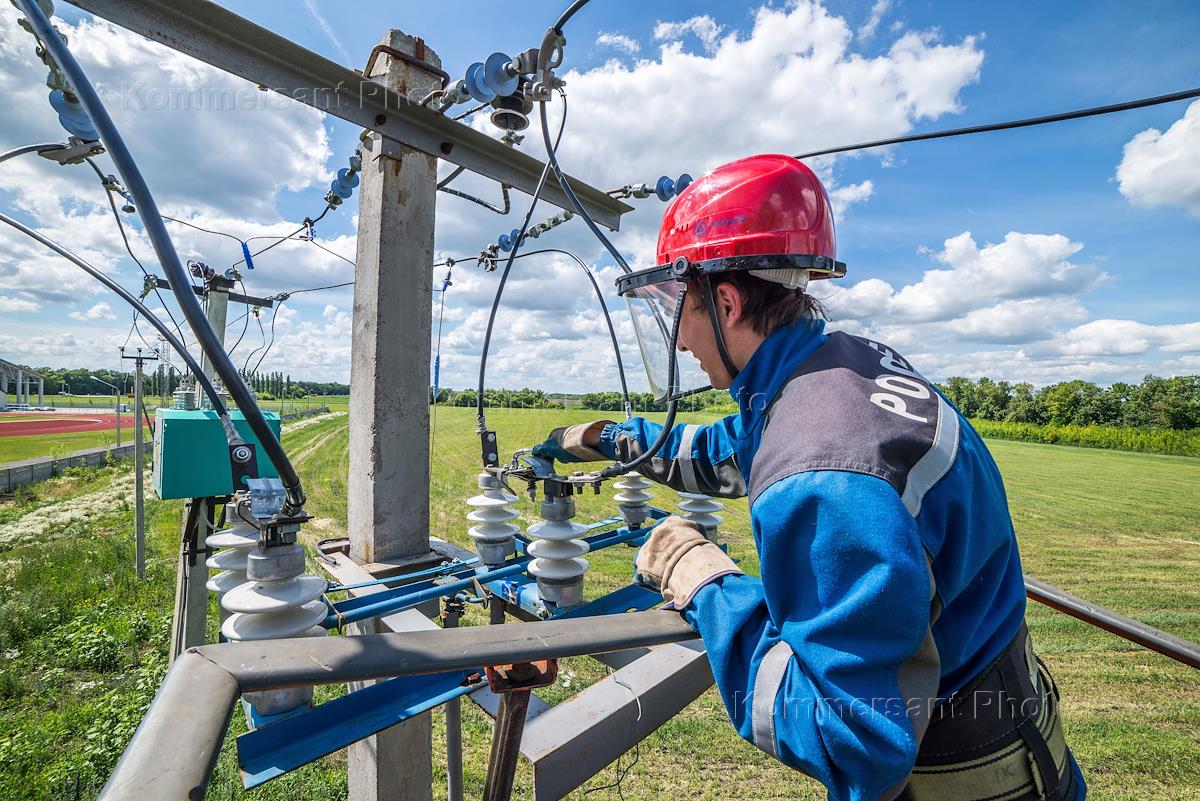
left=526, top=517, right=589, bottom=582
left=679, top=492, right=724, bottom=535
left=466, top=488, right=520, bottom=548
left=221, top=575, right=326, bottom=641
left=205, top=519, right=257, bottom=597
left=613, top=472, right=653, bottom=527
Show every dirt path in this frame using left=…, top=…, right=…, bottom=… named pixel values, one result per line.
left=290, top=416, right=349, bottom=465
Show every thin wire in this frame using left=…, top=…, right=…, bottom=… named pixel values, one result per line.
left=85, top=157, right=187, bottom=343
left=794, top=86, right=1200, bottom=160
left=225, top=279, right=254, bottom=356
left=451, top=103, right=489, bottom=121
left=251, top=301, right=283, bottom=375
left=242, top=311, right=268, bottom=374
left=284, top=280, right=355, bottom=295
left=513, top=249, right=630, bottom=416
left=430, top=263, right=453, bottom=481
left=161, top=214, right=244, bottom=242
left=583, top=670, right=642, bottom=799
left=0, top=142, right=66, bottom=164
left=299, top=238, right=355, bottom=266
left=231, top=205, right=332, bottom=269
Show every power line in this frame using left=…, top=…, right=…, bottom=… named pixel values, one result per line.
left=85, top=157, right=187, bottom=344
left=793, top=86, right=1200, bottom=160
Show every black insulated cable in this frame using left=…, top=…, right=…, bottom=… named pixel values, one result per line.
left=794, top=87, right=1200, bottom=160
left=539, top=93, right=632, bottom=274
left=553, top=0, right=593, bottom=33
left=15, top=0, right=306, bottom=514
left=515, top=248, right=632, bottom=417
left=475, top=99, right=566, bottom=431
left=0, top=211, right=227, bottom=415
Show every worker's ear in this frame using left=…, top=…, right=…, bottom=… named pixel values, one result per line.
left=713, top=281, right=744, bottom=330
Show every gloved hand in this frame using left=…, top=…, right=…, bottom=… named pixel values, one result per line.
left=531, top=421, right=612, bottom=463
left=635, top=516, right=742, bottom=608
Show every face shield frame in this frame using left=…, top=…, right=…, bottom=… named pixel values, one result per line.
left=617, top=254, right=847, bottom=400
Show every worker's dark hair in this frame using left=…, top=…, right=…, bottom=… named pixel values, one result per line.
left=689, top=271, right=827, bottom=337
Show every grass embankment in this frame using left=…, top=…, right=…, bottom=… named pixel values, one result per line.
left=0, top=427, right=152, bottom=464
left=0, top=407, right=1197, bottom=800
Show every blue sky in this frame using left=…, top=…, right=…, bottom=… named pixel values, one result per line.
left=1, top=0, right=1197, bottom=391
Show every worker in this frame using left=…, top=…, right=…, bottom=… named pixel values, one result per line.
left=533, top=154, right=1086, bottom=801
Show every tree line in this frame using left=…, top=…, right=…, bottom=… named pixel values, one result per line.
left=7, top=364, right=349, bottom=399
left=935, top=375, right=1199, bottom=430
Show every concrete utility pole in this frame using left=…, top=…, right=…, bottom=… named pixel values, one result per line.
left=346, top=30, right=442, bottom=801
left=123, top=347, right=158, bottom=579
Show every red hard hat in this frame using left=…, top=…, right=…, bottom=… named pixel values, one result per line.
left=654, top=154, right=844, bottom=282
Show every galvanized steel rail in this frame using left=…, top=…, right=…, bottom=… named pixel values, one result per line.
left=97, top=611, right=697, bottom=801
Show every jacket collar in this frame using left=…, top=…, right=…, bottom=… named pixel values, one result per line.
left=728, top=318, right=828, bottom=432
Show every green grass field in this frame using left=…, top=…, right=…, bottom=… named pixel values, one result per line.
left=0, top=406, right=1197, bottom=800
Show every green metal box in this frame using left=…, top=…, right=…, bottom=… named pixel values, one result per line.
left=152, top=409, right=282, bottom=500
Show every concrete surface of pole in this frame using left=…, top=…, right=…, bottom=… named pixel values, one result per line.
left=345, top=29, right=442, bottom=801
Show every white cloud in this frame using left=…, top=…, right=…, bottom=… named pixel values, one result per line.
left=1052, top=319, right=1200, bottom=357
left=302, top=0, right=353, bottom=65
left=653, top=15, right=724, bottom=54
left=821, top=231, right=1102, bottom=325
left=945, top=298, right=1087, bottom=344
left=596, top=32, right=640, bottom=55
left=830, top=179, right=874, bottom=219
left=69, top=301, right=116, bottom=321
left=1116, top=99, right=1200, bottom=217
left=858, top=0, right=893, bottom=41
left=0, top=295, right=38, bottom=313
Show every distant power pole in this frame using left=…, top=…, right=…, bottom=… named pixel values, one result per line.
left=122, top=346, right=158, bottom=579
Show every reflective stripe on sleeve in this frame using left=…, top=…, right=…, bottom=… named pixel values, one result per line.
left=677, top=424, right=701, bottom=493
left=751, top=639, right=793, bottom=759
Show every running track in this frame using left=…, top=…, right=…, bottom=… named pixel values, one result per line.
left=0, top=413, right=136, bottom=437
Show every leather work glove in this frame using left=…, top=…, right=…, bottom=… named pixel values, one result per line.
left=635, top=516, right=743, bottom=608
left=531, top=421, right=611, bottom=463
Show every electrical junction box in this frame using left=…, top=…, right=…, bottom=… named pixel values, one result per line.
left=152, top=409, right=282, bottom=500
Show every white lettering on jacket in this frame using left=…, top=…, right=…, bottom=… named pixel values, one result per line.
left=867, top=341, right=930, bottom=423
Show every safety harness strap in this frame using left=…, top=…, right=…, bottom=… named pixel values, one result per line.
left=899, top=624, right=1077, bottom=801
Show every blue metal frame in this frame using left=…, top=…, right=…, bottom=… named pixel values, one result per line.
left=243, top=507, right=674, bottom=787
left=238, top=669, right=481, bottom=788
left=323, top=509, right=669, bottom=629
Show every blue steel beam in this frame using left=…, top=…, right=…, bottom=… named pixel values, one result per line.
left=238, top=670, right=481, bottom=788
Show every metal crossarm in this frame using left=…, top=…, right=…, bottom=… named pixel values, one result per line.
left=67, top=0, right=633, bottom=229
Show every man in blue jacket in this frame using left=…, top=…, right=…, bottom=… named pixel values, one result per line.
left=534, top=155, right=1085, bottom=800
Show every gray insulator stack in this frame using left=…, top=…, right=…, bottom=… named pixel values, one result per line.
left=678, top=492, right=724, bottom=543
left=466, top=471, right=520, bottom=566
left=613, top=472, right=653, bottom=529
left=219, top=531, right=327, bottom=715
left=526, top=494, right=589, bottom=608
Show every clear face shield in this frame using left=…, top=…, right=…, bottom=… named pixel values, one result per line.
left=624, top=279, right=710, bottom=402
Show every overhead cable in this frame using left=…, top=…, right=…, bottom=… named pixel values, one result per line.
left=0, top=211, right=226, bottom=414
left=16, top=0, right=305, bottom=513
left=515, top=249, right=631, bottom=416
left=474, top=98, right=566, bottom=430
left=794, top=87, right=1200, bottom=160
